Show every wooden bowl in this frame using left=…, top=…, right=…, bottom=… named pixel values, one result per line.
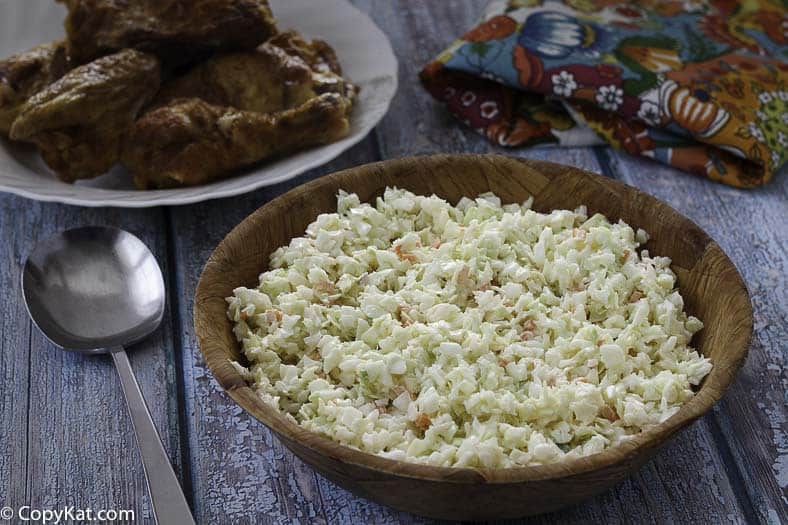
left=194, top=154, right=752, bottom=520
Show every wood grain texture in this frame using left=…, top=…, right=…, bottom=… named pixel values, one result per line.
left=194, top=154, right=752, bottom=520
left=0, top=195, right=185, bottom=525
left=601, top=149, right=788, bottom=523
left=0, top=193, right=33, bottom=522
left=352, top=0, right=492, bottom=158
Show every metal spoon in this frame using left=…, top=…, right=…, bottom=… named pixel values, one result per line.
left=21, top=226, right=195, bottom=525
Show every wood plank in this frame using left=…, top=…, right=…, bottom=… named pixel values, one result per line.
left=602, top=150, right=788, bottom=524
left=357, top=0, right=493, bottom=159
left=0, top=195, right=185, bottom=525
left=167, top=139, right=406, bottom=525
left=0, top=195, right=33, bottom=523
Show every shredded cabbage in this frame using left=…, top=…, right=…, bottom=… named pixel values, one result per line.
left=227, top=188, right=711, bottom=468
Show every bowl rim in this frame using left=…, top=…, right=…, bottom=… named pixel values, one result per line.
left=194, top=153, right=753, bottom=484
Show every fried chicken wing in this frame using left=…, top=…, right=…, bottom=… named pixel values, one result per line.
left=10, top=49, right=160, bottom=182
left=123, top=93, right=352, bottom=188
left=57, top=0, right=278, bottom=64
left=0, top=41, right=70, bottom=136
left=153, top=32, right=358, bottom=114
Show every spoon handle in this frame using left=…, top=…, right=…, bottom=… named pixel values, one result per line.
left=111, top=347, right=196, bottom=525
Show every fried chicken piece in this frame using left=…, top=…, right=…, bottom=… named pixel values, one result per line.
left=153, top=32, right=358, bottom=114
left=123, top=93, right=352, bottom=188
left=152, top=44, right=317, bottom=114
left=10, top=49, right=160, bottom=182
left=268, top=31, right=358, bottom=100
left=0, top=41, right=70, bottom=136
left=57, top=0, right=278, bottom=65
left=268, top=30, right=344, bottom=75
left=129, top=30, right=358, bottom=189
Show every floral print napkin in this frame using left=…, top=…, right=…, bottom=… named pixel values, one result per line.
left=420, top=0, right=787, bottom=187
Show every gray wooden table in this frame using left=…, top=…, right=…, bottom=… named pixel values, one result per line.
left=1, top=2, right=786, bottom=524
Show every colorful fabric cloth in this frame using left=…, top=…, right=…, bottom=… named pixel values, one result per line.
left=420, top=0, right=788, bottom=187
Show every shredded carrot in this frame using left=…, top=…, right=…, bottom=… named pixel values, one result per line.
left=600, top=406, right=619, bottom=422
left=414, top=413, right=431, bottom=431
left=456, top=265, right=471, bottom=286
left=393, top=244, right=416, bottom=263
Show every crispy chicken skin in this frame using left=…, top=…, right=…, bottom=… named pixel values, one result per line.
left=152, top=44, right=316, bottom=114
left=153, top=32, right=358, bottom=114
left=57, top=0, right=278, bottom=64
left=123, top=93, right=352, bottom=188
left=10, top=49, right=160, bottom=182
left=0, top=41, right=70, bottom=136
left=268, top=30, right=343, bottom=75
left=268, top=31, right=359, bottom=100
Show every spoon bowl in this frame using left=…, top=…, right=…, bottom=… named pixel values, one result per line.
left=22, top=226, right=165, bottom=352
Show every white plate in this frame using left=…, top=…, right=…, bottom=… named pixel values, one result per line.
left=0, top=0, right=397, bottom=207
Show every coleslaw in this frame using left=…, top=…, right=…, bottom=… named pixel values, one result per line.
left=227, top=188, right=711, bottom=468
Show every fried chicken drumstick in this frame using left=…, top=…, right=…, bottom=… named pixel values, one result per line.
left=10, top=49, right=160, bottom=182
